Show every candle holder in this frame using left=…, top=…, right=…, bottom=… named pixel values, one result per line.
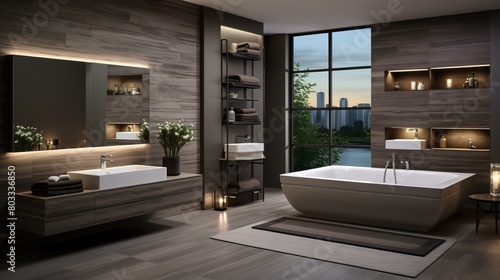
left=446, top=79, right=453, bottom=89
left=491, top=163, right=500, bottom=197
left=214, top=189, right=227, bottom=211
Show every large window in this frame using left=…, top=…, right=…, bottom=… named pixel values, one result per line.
left=291, top=28, right=371, bottom=171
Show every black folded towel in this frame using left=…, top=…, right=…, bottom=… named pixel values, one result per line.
left=31, top=183, right=84, bottom=192
left=235, top=112, right=259, bottom=118
left=32, top=186, right=84, bottom=196
left=32, top=178, right=83, bottom=188
left=235, top=108, right=257, bottom=114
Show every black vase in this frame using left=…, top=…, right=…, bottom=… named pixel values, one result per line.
left=163, top=157, right=180, bottom=176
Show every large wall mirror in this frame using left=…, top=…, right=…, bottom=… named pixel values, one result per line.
left=8, top=55, right=150, bottom=152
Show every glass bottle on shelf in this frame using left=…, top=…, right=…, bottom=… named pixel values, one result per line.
left=472, top=72, right=479, bottom=88
left=439, top=134, right=447, bottom=148
left=227, top=107, right=235, bottom=123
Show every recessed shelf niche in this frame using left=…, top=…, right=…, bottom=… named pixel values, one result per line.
left=384, top=64, right=490, bottom=91
left=430, top=128, right=490, bottom=151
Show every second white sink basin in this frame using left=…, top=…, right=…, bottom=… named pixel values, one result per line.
left=68, top=165, right=167, bottom=190
left=385, top=139, right=427, bottom=150
left=224, top=143, right=264, bottom=153
left=116, top=131, right=140, bottom=140
left=224, top=143, right=264, bottom=160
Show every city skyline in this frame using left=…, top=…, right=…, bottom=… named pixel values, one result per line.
left=311, top=95, right=371, bottom=130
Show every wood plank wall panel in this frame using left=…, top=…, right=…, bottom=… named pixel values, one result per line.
left=0, top=0, right=200, bottom=211
left=371, top=12, right=491, bottom=190
left=429, top=89, right=490, bottom=128
left=429, top=14, right=491, bottom=67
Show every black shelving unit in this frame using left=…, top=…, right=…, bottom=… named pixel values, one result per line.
left=219, top=39, right=264, bottom=206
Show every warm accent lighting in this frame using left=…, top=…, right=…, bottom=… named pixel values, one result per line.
left=388, top=69, right=428, bottom=73
left=431, top=64, right=490, bottom=70
left=8, top=51, right=149, bottom=69
left=491, top=163, right=500, bottom=197
left=214, top=189, right=228, bottom=211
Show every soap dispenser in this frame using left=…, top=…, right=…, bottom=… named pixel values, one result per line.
left=227, top=107, right=235, bottom=123
left=439, top=134, right=447, bottom=148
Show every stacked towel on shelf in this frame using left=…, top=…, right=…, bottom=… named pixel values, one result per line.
left=31, top=177, right=83, bottom=196
left=236, top=42, right=261, bottom=58
left=228, top=178, right=261, bottom=195
left=235, top=108, right=260, bottom=123
left=227, top=74, right=261, bottom=86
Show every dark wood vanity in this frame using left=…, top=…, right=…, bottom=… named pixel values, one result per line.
left=16, top=173, right=202, bottom=236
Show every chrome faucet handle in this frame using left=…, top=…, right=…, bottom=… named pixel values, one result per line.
left=101, top=154, right=112, bottom=159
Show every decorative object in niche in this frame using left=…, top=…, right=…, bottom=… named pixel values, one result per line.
left=439, top=134, right=447, bottom=148
left=8, top=55, right=149, bottom=151
left=446, top=79, right=453, bottom=89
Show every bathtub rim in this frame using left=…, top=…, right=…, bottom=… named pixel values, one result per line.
left=280, top=165, right=476, bottom=200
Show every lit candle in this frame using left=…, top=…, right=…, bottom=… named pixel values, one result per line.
left=493, top=171, right=500, bottom=194
left=446, top=79, right=453, bottom=89
left=491, top=163, right=500, bottom=197
left=410, top=81, right=416, bottom=90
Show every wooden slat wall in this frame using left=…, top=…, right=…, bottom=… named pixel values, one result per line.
left=0, top=0, right=200, bottom=208
left=371, top=12, right=491, bottom=191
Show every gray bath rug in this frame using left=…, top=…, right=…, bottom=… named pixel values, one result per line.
left=252, top=217, right=444, bottom=256
left=211, top=217, right=456, bottom=278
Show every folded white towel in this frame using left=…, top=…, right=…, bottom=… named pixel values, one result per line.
left=48, top=176, right=60, bottom=182
left=59, top=174, right=70, bottom=181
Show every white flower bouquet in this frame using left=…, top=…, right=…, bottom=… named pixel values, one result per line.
left=156, top=119, right=194, bottom=158
left=138, top=119, right=149, bottom=143
left=13, top=125, right=43, bottom=152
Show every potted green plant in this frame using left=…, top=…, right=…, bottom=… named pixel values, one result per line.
left=156, top=119, right=194, bottom=175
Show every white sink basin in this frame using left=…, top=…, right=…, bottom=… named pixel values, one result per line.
left=116, top=131, right=140, bottom=140
left=224, top=143, right=264, bottom=160
left=68, top=165, right=167, bottom=190
left=385, top=139, right=427, bottom=150
left=224, top=143, right=264, bottom=152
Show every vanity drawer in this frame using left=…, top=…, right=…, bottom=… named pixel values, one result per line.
left=95, top=197, right=163, bottom=224
left=95, top=183, right=163, bottom=208
left=18, top=211, right=95, bottom=236
left=16, top=191, right=96, bottom=218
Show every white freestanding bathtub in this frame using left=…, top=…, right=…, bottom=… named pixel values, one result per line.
left=280, top=165, right=475, bottom=232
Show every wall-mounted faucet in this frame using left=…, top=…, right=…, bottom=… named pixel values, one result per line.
left=383, top=152, right=398, bottom=184
left=235, top=134, right=251, bottom=143
left=100, top=154, right=113, bottom=169
left=406, top=128, right=418, bottom=139
left=400, top=159, right=410, bottom=170
left=383, top=153, right=411, bottom=183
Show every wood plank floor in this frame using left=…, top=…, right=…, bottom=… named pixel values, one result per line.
left=2, top=189, right=500, bottom=279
